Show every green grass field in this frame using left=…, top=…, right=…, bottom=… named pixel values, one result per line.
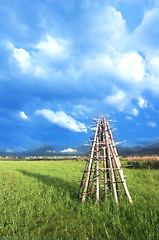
left=0, top=160, right=158, bottom=240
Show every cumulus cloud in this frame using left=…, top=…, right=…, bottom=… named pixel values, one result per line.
left=46, top=150, right=55, bottom=153
left=84, top=51, right=146, bottom=86
left=19, top=111, right=29, bottom=120
left=106, top=90, right=125, bottom=103
left=7, top=34, right=70, bottom=78
left=8, top=41, right=31, bottom=72
left=146, top=55, right=159, bottom=92
left=132, top=8, right=159, bottom=53
left=6, top=5, right=156, bottom=115
left=81, top=6, right=159, bottom=112
left=132, top=108, right=139, bottom=116
left=2, top=1, right=159, bottom=150
left=8, top=41, right=43, bottom=76
left=105, top=90, right=126, bottom=111
left=125, top=116, right=132, bottom=120
left=148, top=55, right=159, bottom=75
left=93, top=6, right=128, bottom=52
left=35, top=109, right=87, bottom=132
left=6, top=148, right=14, bottom=153
left=60, top=148, right=77, bottom=153
left=130, top=7, right=159, bottom=93
left=74, top=104, right=92, bottom=113
left=36, top=35, right=70, bottom=58
left=138, top=97, right=147, bottom=108
left=117, top=52, right=145, bottom=83
left=148, top=121, right=157, bottom=128
left=72, top=104, right=92, bottom=117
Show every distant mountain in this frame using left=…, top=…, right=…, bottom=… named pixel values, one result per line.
left=136, top=142, right=159, bottom=156
left=77, top=142, right=159, bottom=157
left=117, top=146, right=136, bottom=156
left=1, top=142, right=159, bottom=157
left=76, top=145, right=90, bottom=156
left=2, top=145, right=89, bottom=156
left=0, top=146, right=57, bottom=157
left=25, top=145, right=56, bottom=156
left=118, top=142, right=159, bottom=156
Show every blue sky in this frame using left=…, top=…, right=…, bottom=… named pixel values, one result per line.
left=0, top=0, right=159, bottom=152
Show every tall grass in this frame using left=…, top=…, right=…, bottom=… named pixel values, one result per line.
left=126, top=155, right=159, bottom=169
left=0, top=161, right=158, bottom=239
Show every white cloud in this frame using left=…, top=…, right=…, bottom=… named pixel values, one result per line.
left=148, top=55, right=159, bottom=76
left=132, top=108, right=139, bottom=116
left=8, top=41, right=31, bottom=72
left=74, top=104, right=92, bottom=113
left=148, top=121, right=157, bottom=128
left=129, top=7, right=159, bottom=93
left=36, top=35, right=70, bottom=58
left=105, top=90, right=126, bottom=111
left=13, top=48, right=30, bottom=70
left=46, top=150, right=55, bottom=153
left=35, top=109, right=87, bottom=132
left=147, top=55, right=159, bottom=91
left=60, top=148, right=77, bottom=153
left=81, top=6, right=159, bottom=114
left=138, top=97, right=147, bottom=109
left=125, top=116, right=132, bottom=120
left=84, top=51, right=146, bottom=86
left=6, top=5, right=159, bottom=117
left=117, top=52, right=145, bottom=83
left=106, top=90, right=125, bottom=104
left=19, top=111, right=29, bottom=120
left=95, top=6, right=128, bottom=52
left=128, top=8, right=159, bottom=94
left=72, top=104, right=92, bottom=117
left=132, top=8, right=159, bottom=53
left=7, top=34, right=70, bottom=78
left=6, top=148, right=14, bottom=153
left=8, top=41, right=41, bottom=76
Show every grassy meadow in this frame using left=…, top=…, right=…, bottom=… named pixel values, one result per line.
left=0, top=160, right=159, bottom=239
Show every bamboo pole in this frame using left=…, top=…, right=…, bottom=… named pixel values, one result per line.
left=102, top=126, right=107, bottom=199
left=112, top=156, right=120, bottom=192
left=102, top=116, right=111, bottom=191
left=103, top=146, right=107, bottom=199
left=105, top=134, right=118, bottom=205
left=77, top=159, right=89, bottom=199
left=82, top=121, right=99, bottom=203
left=106, top=121, right=133, bottom=204
left=96, top=133, right=100, bottom=204
left=100, top=124, right=107, bottom=199
left=91, top=167, right=96, bottom=195
left=106, top=121, right=121, bottom=167
left=109, top=144, right=133, bottom=204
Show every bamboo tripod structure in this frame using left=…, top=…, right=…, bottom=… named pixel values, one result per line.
left=78, top=116, right=133, bottom=205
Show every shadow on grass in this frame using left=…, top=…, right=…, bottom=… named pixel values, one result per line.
left=19, top=170, right=79, bottom=200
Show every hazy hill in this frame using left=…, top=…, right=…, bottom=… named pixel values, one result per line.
left=1, top=142, right=159, bottom=157
left=118, top=142, right=159, bottom=156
